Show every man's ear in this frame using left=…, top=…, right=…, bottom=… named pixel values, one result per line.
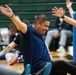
left=36, top=21, right=40, bottom=25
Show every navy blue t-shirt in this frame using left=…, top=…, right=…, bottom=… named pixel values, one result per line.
left=14, top=25, right=52, bottom=73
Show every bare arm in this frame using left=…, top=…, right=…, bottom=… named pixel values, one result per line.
left=10, top=15, right=27, bottom=34
left=52, top=7, right=76, bottom=27
left=0, top=4, right=27, bottom=34
left=63, top=15, right=76, bottom=27
left=66, top=0, right=74, bottom=18
left=0, top=42, right=17, bottom=56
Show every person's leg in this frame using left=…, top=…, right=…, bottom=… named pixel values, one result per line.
left=45, top=29, right=58, bottom=48
left=0, top=66, right=21, bottom=75
left=51, top=60, right=76, bottom=75
left=0, top=53, right=6, bottom=60
left=57, top=30, right=72, bottom=52
left=57, top=61, right=76, bottom=75
left=59, top=30, right=72, bottom=46
left=68, top=61, right=76, bottom=66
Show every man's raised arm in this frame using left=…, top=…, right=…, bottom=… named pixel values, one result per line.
left=0, top=4, right=27, bottom=34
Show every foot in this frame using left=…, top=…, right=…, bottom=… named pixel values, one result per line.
left=5, top=53, right=18, bottom=65
left=57, top=46, right=66, bottom=53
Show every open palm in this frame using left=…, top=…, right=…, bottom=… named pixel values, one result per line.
left=0, top=4, right=13, bottom=17
left=66, top=0, right=72, bottom=8
left=52, top=7, right=64, bottom=18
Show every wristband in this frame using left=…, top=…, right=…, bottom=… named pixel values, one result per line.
left=61, top=15, right=65, bottom=19
left=10, top=14, right=15, bottom=18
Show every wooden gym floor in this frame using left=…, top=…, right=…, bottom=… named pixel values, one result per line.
left=0, top=60, right=24, bottom=73
left=0, top=51, right=72, bottom=74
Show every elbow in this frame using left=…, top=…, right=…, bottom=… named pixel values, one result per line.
left=20, top=23, right=27, bottom=34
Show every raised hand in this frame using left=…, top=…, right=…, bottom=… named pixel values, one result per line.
left=0, top=4, right=13, bottom=18
left=52, top=7, right=64, bottom=18
left=66, top=0, right=72, bottom=8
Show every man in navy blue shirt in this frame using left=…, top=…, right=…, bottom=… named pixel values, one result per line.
left=0, top=4, right=51, bottom=75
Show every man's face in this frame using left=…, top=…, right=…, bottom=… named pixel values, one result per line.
left=36, top=20, right=50, bottom=35
left=59, top=7, right=66, bottom=15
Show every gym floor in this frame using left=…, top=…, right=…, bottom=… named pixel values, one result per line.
left=0, top=51, right=72, bottom=74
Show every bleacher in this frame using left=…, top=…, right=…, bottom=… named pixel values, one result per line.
left=0, top=0, right=76, bottom=50
left=0, top=0, right=76, bottom=27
